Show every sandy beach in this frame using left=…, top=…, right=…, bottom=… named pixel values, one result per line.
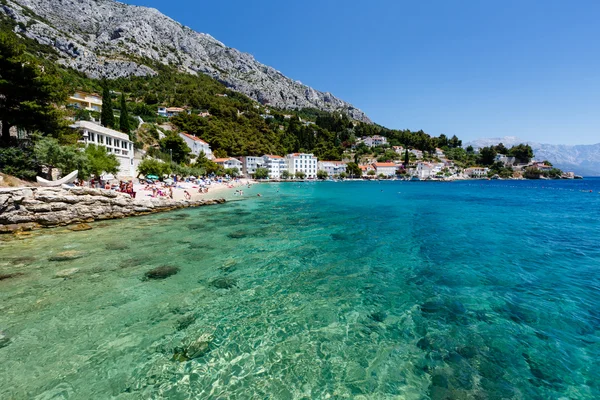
left=133, top=179, right=257, bottom=201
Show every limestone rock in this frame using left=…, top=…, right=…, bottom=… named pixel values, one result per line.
left=2, top=0, right=371, bottom=123
left=49, top=251, right=84, bottom=262
left=54, top=268, right=80, bottom=278
left=68, top=223, right=92, bottom=231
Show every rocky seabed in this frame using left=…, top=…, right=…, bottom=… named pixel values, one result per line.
left=0, top=187, right=225, bottom=233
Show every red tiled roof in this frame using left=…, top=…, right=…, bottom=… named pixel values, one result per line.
left=264, top=154, right=283, bottom=159
left=374, top=163, right=396, bottom=167
left=179, top=132, right=209, bottom=145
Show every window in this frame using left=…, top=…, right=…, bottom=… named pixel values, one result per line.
left=98, top=135, right=104, bottom=144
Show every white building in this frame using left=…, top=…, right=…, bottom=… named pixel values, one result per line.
left=373, top=162, right=397, bottom=177
left=262, top=155, right=286, bottom=179
left=435, top=148, right=445, bottom=158
left=465, top=167, right=489, bottom=178
left=286, top=153, right=318, bottom=178
left=318, top=161, right=347, bottom=176
left=178, top=132, right=213, bottom=159
left=393, top=146, right=404, bottom=154
left=415, top=162, right=434, bottom=179
left=362, top=135, right=388, bottom=147
left=71, top=120, right=135, bottom=177
left=495, top=154, right=516, bottom=166
left=214, top=158, right=243, bottom=172
left=240, top=156, right=265, bottom=177
left=410, top=149, right=424, bottom=159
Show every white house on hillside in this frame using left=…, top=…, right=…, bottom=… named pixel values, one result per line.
left=68, top=91, right=102, bottom=112
left=178, top=132, right=213, bottom=159
left=362, top=135, right=387, bottom=147
left=286, top=153, right=318, bottom=178
left=465, top=167, right=489, bottom=178
left=71, top=120, right=135, bottom=177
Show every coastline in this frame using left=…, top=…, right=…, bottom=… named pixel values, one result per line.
left=0, top=186, right=226, bottom=234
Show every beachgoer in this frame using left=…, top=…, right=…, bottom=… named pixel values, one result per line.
left=184, top=190, right=191, bottom=200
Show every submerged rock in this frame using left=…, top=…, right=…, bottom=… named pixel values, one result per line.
left=175, top=314, right=196, bottom=331
left=54, top=268, right=79, bottom=278
left=185, top=333, right=214, bottom=359
left=0, top=331, right=11, bottom=349
left=0, top=272, right=24, bottom=281
left=144, top=265, right=180, bottom=280
left=368, top=311, right=387, bottom=323
left=48, top=250, right=84, bottom=262
left=227, top=231, right=248, bottom=239
left=105, top=243, right=129, bottom=251
left=210, top=277, right=237, bottom=289
left=68, top=223, right=92, bottom=231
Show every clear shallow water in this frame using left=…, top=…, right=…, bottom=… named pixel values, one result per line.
left=1, top=179, right=599, bottom=399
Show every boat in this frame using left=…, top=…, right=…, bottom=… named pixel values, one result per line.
left=36, top=170, right=78, bottom=187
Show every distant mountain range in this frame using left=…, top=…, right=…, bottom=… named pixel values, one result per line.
left=1, top=0, right=370, bottom=122
left=465, top=136, right=600, bottom=176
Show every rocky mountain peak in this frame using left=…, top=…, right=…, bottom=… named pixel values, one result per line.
left=2, top=0, right=371, bottom=123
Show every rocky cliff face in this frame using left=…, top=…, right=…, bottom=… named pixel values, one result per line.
left=1, top=0, right=371, bottom=123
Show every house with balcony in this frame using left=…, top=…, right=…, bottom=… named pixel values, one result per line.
left=213, top=158, right=243, bottom=172
left=157, top=107, right=187, bottom=117
left=178, top=132, right=213, bottom=159
left=262, top=155, right=286, bottom=179
left=362, top=135, right=388, bottom=147
left=410, top=149, right=424, bottom=159
left=68, top=91, right=102, bottom=113
left=71, top=120, right=135, bottom=177
left=373, top=162, right=397, bottom=177
left=464, top=167, right=489, bottom=178
left=286, top=153, right=318, bottom=178
left=318, top=161, right=347, bottom=176
left=240, top=156, right=265, bottom=177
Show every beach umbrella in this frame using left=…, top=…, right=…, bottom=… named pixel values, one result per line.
left=146, top=175, right=159, bottom=179
left=164, top=178, right=174, bottom=184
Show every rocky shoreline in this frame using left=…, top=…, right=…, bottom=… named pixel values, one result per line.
left=0, top=187, right=225, bottom=234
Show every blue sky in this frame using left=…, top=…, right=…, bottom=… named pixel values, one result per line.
left=124, top=0, right=600, bottom=145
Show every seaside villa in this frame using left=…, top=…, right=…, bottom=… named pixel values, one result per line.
left=214, top=158, right=243, bottom=172
left=262, top=155, right=286, bottom=179
left=68, top=91, right=102, bottom=112
left=240, top=156, right=265, bottom=177
left=178, top=132, right=213, bottom=159
left=286, top=153, right=318, bottom=178
left=71, top=120, right=135, bottom=177
left=464, top=167, right=489, bottom=178
left=318, top=161, right=347, bottom=176
left=373, top=162, right=397, bottom=177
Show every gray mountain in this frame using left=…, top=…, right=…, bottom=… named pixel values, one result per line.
left=1, top=0, right=371, bottom=122
left=466, top=136, right=600, bottom=176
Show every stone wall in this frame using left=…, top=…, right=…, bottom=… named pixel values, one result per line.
left=0, top=187, right=225, bottom=233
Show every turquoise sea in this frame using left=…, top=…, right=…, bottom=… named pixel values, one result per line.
left=1, top=179, right=600, bottom=399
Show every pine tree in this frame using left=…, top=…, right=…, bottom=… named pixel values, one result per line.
left=100, top=84, right=114, bottom=128
left=0, top=30, right=66, bottom=146
left=119, top=93, right=131, bottom=135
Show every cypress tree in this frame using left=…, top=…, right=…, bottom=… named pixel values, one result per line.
left=100, top=84, right=114, bottom=128
left=119, top=93, right=131, bottom=134
left=404, top=149, right=409, bottom=166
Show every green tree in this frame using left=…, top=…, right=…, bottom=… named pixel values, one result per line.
left=281, top=170, right=290, bottom=179
left=119, top=93, right=131, bottom=135
left=137, top=158, right=171, bottom=177
left=346, top=162, right=361, bottom=178
left=253, top=167, right=269, bottom=179
left=101, top=83, right=114, bottom=128
left=160, top=133, right=191, bottom=164
left=213, top=148, right=228, bottom=158
left=404, top=149, right=410, bottom=166
left=524, top=166, right=541, bottom=179
left=339, top=172, right=348, bottom=179
left=224, top=168, right=239, bottom=177
left=84, top=145, right=119, bottom=179
left=317, top=170, right=328, bottom=180
left=0, top=30, right=66, bottom=146
left=33, top=137, right=88, bottom=179
left=508, top=144, right=534, bottom=164
left=478, top=146, right=497, bottom=166
left=367, top=170, right=376, bottom=177
left=295, top=171, right=306, bottom=179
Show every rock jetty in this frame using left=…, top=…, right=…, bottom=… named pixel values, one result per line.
left=0, top=187, right=225, bottom=234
